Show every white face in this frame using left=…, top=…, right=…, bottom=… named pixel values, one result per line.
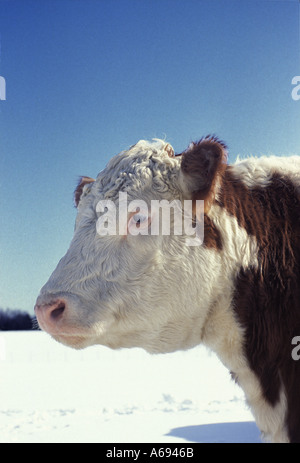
left=35, top=139, right=219, bottom=352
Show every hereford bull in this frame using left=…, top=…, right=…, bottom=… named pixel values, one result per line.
left=35, top=136, right=300, bottom=443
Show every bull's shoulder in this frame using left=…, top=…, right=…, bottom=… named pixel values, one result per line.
left=230, top=155, right=300, bottom=190
left=211, top=155, right=300, bottom=263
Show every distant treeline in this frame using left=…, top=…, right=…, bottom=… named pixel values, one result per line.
left=0, top=308, right=39, bottom=331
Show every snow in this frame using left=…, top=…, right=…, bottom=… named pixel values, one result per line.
left=0, top=332, right=261, bottom=443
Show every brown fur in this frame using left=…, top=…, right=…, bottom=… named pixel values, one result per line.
left=178, top=136, right=227, bottom=249
left=203, top=215, right=223, bottom=250
left=74, top=176, right=95, bottom=207
left=179, top=135, right=228, bottom=213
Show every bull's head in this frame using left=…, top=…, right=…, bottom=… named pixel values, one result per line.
left=35, top=137, right=227, bottom=352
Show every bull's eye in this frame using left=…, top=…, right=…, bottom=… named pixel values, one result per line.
left=132, top=213, right=148, bottom=227
left=127, top=210, right=151, bottom=235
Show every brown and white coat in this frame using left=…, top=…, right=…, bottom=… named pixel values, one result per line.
left=35, top=137, right=300, bottom=442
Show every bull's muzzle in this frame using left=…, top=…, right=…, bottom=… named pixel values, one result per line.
left=34, top=296, right=67, bottom=334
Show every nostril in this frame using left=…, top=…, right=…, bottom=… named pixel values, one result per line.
left=34, top=297, right=69, bottom=333
left=50, top=301, right=65, bottom=320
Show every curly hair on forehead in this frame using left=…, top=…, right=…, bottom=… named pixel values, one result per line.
left=91, top=140, right=180, bottom=201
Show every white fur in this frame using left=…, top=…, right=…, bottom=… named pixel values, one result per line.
left=232, top=155, right=300, bottom=190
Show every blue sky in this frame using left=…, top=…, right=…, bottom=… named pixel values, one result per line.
left=0, top=0, right=299, bottom=314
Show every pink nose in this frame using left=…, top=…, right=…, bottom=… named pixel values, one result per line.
left=34, top=299, right=66, bottom=333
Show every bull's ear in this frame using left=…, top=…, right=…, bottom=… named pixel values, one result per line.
left=178, top=136, right=228, bottom=212
left=74, top=176, right=95, bottom=207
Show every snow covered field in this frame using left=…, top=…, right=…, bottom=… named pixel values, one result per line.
left=0, top=332, right=261, bottom=443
